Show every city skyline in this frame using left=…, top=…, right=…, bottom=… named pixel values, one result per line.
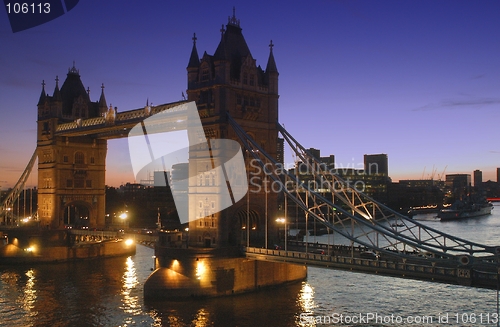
left=1, top=1, right=499, bottom=188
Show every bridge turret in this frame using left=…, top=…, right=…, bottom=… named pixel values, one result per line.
left=36, top=65, right=108, bottom=230
left=98, top=83, right=107, bottom=116
left=184, top=9, right=280, bottom=249
left=187, top=34, right=200, bottom=92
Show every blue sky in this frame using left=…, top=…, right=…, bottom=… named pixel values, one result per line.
left=1, top=0, right=499, bottom=188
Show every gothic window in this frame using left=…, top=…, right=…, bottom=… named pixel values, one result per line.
left=205, top=173, right=210, bottom=186
left=74, top=152, right=84, bottom=164
left=201, top=68, right=210, bottom=82
left=211, top=174, right=216, bottom=186
left=63, top=155, right=69, bottom=163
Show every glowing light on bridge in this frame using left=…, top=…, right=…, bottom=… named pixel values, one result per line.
left=196, top=260, right=206, bottom=280
left=24, top=246, right=36, bottom=253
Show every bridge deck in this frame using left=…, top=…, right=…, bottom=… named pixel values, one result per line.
left=244, top=246, right=500, bottom=290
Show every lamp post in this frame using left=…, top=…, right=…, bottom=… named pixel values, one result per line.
left=275, top=217, right=287, bottom=251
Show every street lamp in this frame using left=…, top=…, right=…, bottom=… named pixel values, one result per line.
left=275, top=217, right=287, bottom=251
left=119, top=212, right=128, bottom=229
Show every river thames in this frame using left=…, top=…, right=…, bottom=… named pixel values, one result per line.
left=1, top=205, right=500, bottom=326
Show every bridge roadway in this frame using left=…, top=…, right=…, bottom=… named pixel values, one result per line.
left=69, top=230, right=157, bottom=248
left=244, top=241, right=500, bottom=290
left=68, top=230, right=500, bottom=289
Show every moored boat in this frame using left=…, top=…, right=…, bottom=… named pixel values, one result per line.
left=438, top=196, right=493, bottom=221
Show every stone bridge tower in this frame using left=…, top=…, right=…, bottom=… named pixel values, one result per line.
left=37, top=64, right=107, bottom=229
left=186, top=10, right=280, bottom=248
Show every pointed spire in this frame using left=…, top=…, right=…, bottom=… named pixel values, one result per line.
left=98, top=83, right=107, bottom=114
left=53, top=75, right=62, bottom=101
left=188, top=33, right=200, bottom=68
left=266, top=40, right=278, bottom=73
left=38, top=80, right=46, bottom=105
left=214, top=25, right=228, bottom=61
left=220, top=24, right=225, bottom=39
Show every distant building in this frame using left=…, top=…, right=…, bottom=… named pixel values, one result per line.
left=290, top=151, right=389, bottom=202
left=445, top=174, right=471, bottom=194
left=320, top=155, right=335, bottom=170
left=399, top=179, right=441, bottom=188
left=364, top=154, right=388, bottom=176
left=363, top=154, right=389, bottom=201
left=473, top=170, right=482, bottom=188
left=387, top=180, right=444, bottom=210
left=307, top=148, right=320, bottom=159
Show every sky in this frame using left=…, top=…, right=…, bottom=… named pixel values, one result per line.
left=0, top=0, right=499, bottom=189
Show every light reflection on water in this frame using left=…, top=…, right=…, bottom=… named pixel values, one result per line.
left=20, top=269, right=37, bottom=319
left=121, top=256, right=142, bottom=325
left=0, top=207, right=499, bottom=326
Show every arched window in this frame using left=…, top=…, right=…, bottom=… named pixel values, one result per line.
left=74, top=152, right=84, bottom=164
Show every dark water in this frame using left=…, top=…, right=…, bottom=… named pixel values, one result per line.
left=1, top=205, right=500, bottom=326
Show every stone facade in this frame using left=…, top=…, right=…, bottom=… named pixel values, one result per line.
left=37, top=65, right=108, bottom=229
left=186, top=12, right=280, bottom=248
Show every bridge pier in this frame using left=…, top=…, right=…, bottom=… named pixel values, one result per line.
left=144, top=247, right=306, bottom=299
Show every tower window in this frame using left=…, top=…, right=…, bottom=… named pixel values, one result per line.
left=201, top=69, right=210, bottom=82
left=75, top=152, right=84, bottom=164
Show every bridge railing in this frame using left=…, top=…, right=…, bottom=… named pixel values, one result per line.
left=244, top=246, right=499, bottom=289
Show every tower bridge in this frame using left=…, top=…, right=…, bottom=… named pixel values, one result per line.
left=1, top=10, right=499, bottom=296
